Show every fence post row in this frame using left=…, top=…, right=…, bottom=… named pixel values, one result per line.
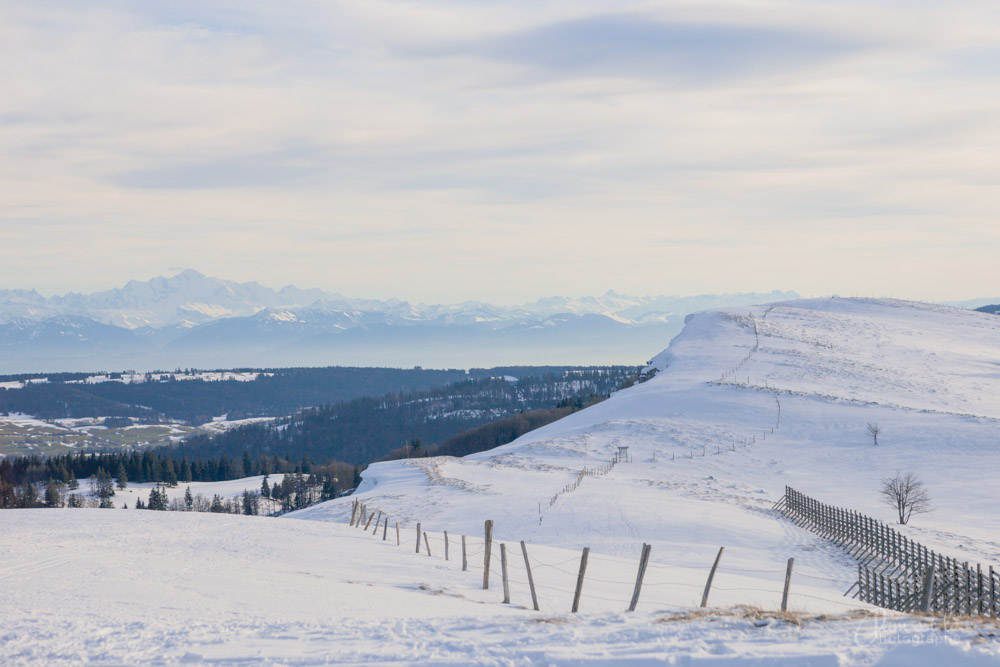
left=343, top=496, right=995, bottom=617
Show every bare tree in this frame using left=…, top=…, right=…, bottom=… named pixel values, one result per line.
left=880, top=471, right=931, bottom=524
left=866, top=422, right=881, bottom=446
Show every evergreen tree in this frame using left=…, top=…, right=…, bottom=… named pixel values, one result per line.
left=92, top=467, right=115, bottom=500
left=147, top=485, right=167, bottom=510
left=261, top=476, right=270, bottom=498
left=210, top=494, right=226, bottom=513
left=184, top=486, right=194, bottom=511
left=44, top=479, right=61, bottom=507
left=22, top=481, right=38, bottom=508
left=115, top=462, right=128, bottom=490
left=242, top=490, right=259, bottom=515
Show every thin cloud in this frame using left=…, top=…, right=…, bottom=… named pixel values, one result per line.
left=423, top=14, right=863, bottom=82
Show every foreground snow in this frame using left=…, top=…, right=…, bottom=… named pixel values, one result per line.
left=3, top=509, right=999, bottom=666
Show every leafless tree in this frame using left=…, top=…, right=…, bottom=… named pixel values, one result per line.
left=866, top=422, right=881, bottom=446
left=880, top=471, right=931, bottom=524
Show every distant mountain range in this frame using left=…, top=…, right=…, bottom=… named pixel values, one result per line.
left=0, top=270, right=799, bottom=373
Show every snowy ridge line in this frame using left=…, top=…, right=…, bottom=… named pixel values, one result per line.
left=777, top=486, right=1000, bottom=617
left=344, top=498, right=866, bottom=615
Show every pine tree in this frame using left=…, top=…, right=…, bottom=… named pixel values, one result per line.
left=44, top=479, right=62, bottom=507
left=22, top=481, right=38, bottom=508
left=184, top=486, right=194, bottom=511
left=115, top=462, right=128, bottom=490
left=261, top=476, right=270, bottom=498
left=210, top=494, right=225, bottom=513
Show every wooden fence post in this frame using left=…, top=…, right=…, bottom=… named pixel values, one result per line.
left=572, top=547, right=590, bottom=613
left=462, top=535, right=468, bottom=572
left=373, top=510, right=381, bottom=532
left=424, top=532, right=432, bottom=557
left=701, top=547, right=725, bottom=608
left=781, top=557, right=794, bottom=611
left=920, top=562, right=936, bottom=612
left=364, top=512, right=374, bottom=531
left=383, top=517, right=388, bottom=540
left=395, top=522, right=400, bottom=546
left=483, top=520, right=494, bottom=589
left=628, top=543, right=652, bottom=612
left=350, top=500, right=358, bottom=526
left=444, top=531, right=449, bottom=561
left=416, top=523, right=421, bottom=554
left=521, top=540, right=540, bottom=611
left=501, top=543, right=510, bottom=604
left=991, top=566, right=996, bottom=618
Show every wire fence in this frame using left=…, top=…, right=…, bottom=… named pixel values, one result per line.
left=343, top=499, right=864, bottom=616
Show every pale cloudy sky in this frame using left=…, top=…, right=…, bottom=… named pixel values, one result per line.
left=1, top=1, right=998, bottom=303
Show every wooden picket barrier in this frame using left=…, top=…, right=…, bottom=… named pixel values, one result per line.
left=776, top=486, right=999, bottom=617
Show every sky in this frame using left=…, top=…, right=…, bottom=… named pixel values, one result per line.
left=1, top=0, right=998, bottom=303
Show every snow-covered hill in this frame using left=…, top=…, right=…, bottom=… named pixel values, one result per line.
left=5, top=297, right=1000, bottom=664
left=298, top=297, right=1000, bottom=597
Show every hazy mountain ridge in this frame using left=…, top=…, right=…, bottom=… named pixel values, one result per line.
left=0, top=270, right=799, bottom=372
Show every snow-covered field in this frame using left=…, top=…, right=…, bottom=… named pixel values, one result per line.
left=4, top=297, right=1000, bottom=665
left=3, top=509, right=998, bottom=666
left=95, top=474, right=285, bottom=509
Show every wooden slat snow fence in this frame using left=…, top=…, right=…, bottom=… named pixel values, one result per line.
left=775, top=486, right=999, bottom=616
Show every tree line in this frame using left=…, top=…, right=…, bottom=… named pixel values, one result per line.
left=0, top=365, right=633, bottom=424
left=167, top=370, right=634, bottom=466
left=0, top=449, right=361, bottom=510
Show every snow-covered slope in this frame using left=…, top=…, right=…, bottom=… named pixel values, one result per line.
left=6, top=509, right=996, bottom=665
left=298, top=298, right=1000, bottom=586
left=5, top=297, right=1000, bottom=665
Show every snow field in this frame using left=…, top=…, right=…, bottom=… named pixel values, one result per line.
left=96, top=474, right=286, bottom=509
left=3, top=508, right=998, bottom=666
